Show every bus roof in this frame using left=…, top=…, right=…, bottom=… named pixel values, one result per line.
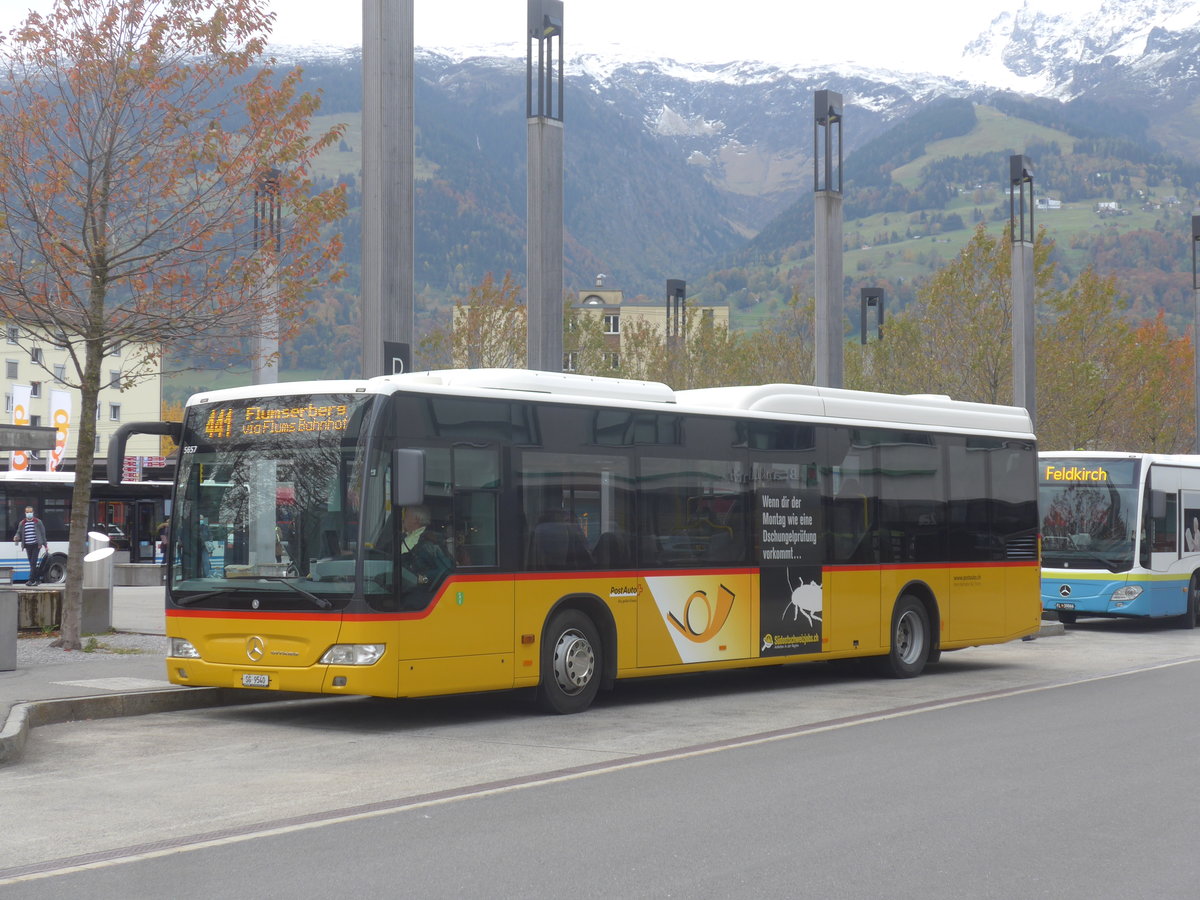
left=1040, top=450, right=1200, bottom=467
left=186, top=369, right=1035, bottom=439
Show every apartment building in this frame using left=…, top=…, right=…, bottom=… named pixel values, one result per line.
left=2, top=323, right=161, bottom=470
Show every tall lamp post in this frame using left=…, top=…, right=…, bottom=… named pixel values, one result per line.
left=526, top=0, right=565, bottom=373
left=813, top=90, right=844, bottom=388
left=252, top=168, right=281, bottom=386
left=1010, top=155, right=1035, bottom=426
left=1192, top=214, right=1200, bottom=452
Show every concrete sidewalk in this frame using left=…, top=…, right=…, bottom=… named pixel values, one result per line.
left=0, top=584, right=293, bottom=766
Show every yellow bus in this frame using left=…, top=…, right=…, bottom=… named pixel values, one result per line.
left=110, top=369, right=1041, bottom=713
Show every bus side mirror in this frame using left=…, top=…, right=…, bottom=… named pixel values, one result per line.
left=1150, top=490, right=1167, bottom=519
left=392, top=449, right=425, bottom=508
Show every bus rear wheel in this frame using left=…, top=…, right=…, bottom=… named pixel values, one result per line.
left=876, top=594, right=930, bottom=679
left=44, top=554, right=67, bottom=585
left=537, top=609, right=601, bottom=714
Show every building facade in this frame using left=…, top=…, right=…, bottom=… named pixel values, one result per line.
left=2, top=324, right=161, bottom=471
left=567, top=276, right=730, bottom=372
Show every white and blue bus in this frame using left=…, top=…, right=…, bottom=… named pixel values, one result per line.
left=0, top=470, right=171, bottom=583
left=1039, top=451, right=1200, bottom=627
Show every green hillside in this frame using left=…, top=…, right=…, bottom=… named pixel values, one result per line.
left=715, top=99, right=1198, bottom=334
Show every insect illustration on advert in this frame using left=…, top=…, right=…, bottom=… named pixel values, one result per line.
left=783, top=569, right=822, bottom=628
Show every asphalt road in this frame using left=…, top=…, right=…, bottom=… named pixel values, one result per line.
left=2, top=618, right=1199, bottom=896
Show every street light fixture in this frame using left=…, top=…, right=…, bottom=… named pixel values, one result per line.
left=860, top=288, right=883, bottom=345
left=1009, top=155, right=1034, bottom=244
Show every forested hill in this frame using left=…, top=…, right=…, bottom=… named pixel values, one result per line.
left=265, top=50, right=1200, bottom=378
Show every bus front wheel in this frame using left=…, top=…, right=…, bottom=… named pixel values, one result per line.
left=876, top=595, right=930, bottom=679
left=537, top=609, right=602, bottom=714
left=1180, top=576, right=1199, bottom=629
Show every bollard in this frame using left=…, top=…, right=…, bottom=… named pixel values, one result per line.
left=0, top=590, right=16, bottom=671
left=81, top=532, right=115, bottom=633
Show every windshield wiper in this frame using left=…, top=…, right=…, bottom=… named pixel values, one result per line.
left=174, top=579, right=333, bottom=610
left=174, top=588, right=239, bottom=607
left=1044, top=551, right=1130, bottom=573
left=253, top=576, right=333, bottom=609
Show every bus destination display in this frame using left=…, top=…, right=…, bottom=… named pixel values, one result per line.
left=200, top=400, right=353, bottom=442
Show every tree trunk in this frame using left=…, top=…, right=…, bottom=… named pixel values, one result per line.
left=51, top=343, right=103, bottom=651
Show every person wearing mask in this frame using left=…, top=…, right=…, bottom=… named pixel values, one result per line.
left=12, top=506, right=48, bottom=586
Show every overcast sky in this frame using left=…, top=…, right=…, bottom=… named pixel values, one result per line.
left=0, top=1, right=1107, bottom=73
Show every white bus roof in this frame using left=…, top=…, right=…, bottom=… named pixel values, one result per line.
left=1040, top=450, right=1200, bottom=467
left=187, top=369, right=1035, bottom=439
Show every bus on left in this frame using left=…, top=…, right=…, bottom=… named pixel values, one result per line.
left=0, top=470, right=171, bottom=583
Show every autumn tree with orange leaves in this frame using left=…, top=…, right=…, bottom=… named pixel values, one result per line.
left=0, top=0, right=346, bottom=649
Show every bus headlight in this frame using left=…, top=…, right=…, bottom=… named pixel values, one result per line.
left=319, top=644, right=385, bottom=666
left=1111, top=585, right=1143, bottom=604
left=170, top=638, right=201, bottom=659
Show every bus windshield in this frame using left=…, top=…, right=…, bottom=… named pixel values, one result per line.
left=171, top=392, right=377, bottom=605
left=1038, top=457, right=1140, bottom=572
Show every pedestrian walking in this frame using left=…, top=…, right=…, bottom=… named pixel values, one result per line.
left=12, top=505, right=48, bottom=586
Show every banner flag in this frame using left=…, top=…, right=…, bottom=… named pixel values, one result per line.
left=49, top=389, right=71, bottom=472
left=10, top=384, right=31, bottom=471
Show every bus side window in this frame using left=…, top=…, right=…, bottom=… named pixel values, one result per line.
left=451, top=446, right=499, bottom=567
left=1150, top=490, right=1177, bottom=554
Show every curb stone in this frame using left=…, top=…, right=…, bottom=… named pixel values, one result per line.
left=0, top=687, right=309, bottom=767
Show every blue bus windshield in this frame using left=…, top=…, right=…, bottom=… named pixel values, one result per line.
left=1038, top=458, right=1139, bottom=572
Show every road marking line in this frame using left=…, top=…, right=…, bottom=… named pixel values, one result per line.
left=3, top=654, right=1198, bottom=885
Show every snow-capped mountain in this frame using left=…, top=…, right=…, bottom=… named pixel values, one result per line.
left=960, top=0, right=1200, bottom=97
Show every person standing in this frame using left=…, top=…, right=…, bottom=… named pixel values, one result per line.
left=198, top=514, right=213, bottom=577
left=12, top=505, right=48, bottom=586
left=156, top=516, right=171, bottom=563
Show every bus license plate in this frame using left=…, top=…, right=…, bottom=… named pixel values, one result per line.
left=1055, top=602, right=1075, bottom=611
left=242, top=673, right=270, bottom=688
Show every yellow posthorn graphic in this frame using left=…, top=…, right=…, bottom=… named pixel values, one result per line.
left=667, top=584, right=736, bottom=642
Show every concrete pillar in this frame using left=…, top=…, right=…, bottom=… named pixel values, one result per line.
left=1010, top=156, right=1036, bottom=426
left=361, top=0, right=415, bottom=377
left=527, top=118, right=564, bottom=372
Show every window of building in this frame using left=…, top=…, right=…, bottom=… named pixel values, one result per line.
left=6, top=325, right=18, bottom=344
left=109, top=370, right=121, bottom=390
left=5, top=360, right=17, bottom=379
left=30, top=381, right=41, bottom=398
left=53, top=364, right=65, bottom=383
left=109, top=403, right=121, bottom=421
left=3, top=394, right=10, bottom=413
left=108, top=342, right=122, bottom=357
left=30, top=414, right=41, bottom=427
left=606, top=351, right=620, bottom=370
left=602, top=313, right=620, bottom=335
left=31, top=347, right=43, bottom=364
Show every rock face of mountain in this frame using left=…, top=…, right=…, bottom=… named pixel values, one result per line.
left=962, top=0, right=1200, bottom=102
